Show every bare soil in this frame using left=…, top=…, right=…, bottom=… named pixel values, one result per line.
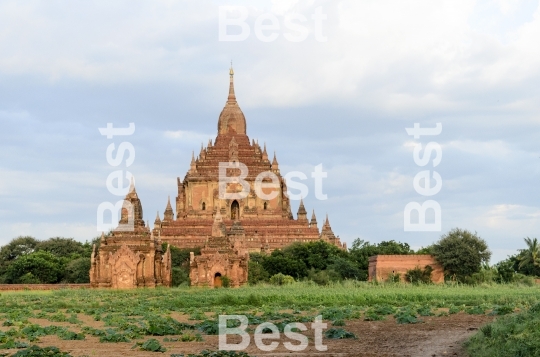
left=2, top=313, right=494, bottom=357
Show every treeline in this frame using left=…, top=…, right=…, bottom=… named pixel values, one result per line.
left=0, top=236, right=98, bottom=284
left=248, top=228, right=540, bottom=285
left=1, top=228, right=538, bottom=286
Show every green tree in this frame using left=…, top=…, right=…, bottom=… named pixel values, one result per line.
left=0, top=236, right=39, bottom=282
left=248, top=253, right=270, bottom=284
left=327, top=256, right=363, bottom=280
left=63, top=257, right=91, bottom=283
left=431, top=228, right=491, bottom=282
left=4, top=251, right=65, bottom=284
left=262, top=250, right=308, bottom=279
left=35, top=237, right=87, bottom=259
left=518, top=237, right=540, bottom=274
left=161, top=244, right=201, bottom=286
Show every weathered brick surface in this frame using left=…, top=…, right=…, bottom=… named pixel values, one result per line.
left=368, top=255, right=445, bottom=283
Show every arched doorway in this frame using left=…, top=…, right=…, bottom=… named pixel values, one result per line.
left=214, top=272, right=222, bottom=288
left=231, top=200, right=239, bottom=220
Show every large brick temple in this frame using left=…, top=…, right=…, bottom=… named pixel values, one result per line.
left=153, top=67, right=345, bottom=253
left=92, top=67, right=344, bottom=288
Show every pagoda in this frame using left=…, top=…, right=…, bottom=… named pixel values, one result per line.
left=153, top=66, right=345, bottom=253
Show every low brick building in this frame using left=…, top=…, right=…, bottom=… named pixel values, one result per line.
left=368, top=255, right=444, bottom=283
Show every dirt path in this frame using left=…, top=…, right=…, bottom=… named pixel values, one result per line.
left=2, top=313, right=494, bottom=357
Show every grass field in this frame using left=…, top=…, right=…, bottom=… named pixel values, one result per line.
left=1, top=282, right=539, bottom=356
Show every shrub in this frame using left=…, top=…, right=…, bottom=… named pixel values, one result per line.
left=405, top=265, right=433, bottom=284
left=387, top=272, right=401, bottom=283
left=136, top=338, right=166, bottom=353
left=11, top=345, right=72, bottom=357
left=221, top=275, right=231, bottom=288
left=269, top=273, right=294, bottom=286
left=324, top=328, right=356, bottom=339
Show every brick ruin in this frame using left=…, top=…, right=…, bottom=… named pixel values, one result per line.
left=368, top=255, right=444, bottom=283
left=189, top=211, right=249, bottom=288
left=90, top=181, right=172, bottom=289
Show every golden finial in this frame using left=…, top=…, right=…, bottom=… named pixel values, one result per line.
left=229, top=61, right=234, bottom=76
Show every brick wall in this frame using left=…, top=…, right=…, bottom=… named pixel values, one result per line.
left=368, top=255, right=445, bottom=284
left=0, top=284, right=90, bottom=291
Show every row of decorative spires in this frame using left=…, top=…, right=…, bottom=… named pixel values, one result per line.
left=188, top=139, right=279, bottom=175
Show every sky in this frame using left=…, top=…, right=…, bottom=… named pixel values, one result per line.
left=0, top=0, right=539, bottom=263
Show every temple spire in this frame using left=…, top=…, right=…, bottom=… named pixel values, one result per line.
left=190, top=151, right=196, bottom=173
left=228, top=62, right=236, bottom=103
left=297, top=199, right=308, bottom=223
left=271, top=151, right=279, bottom=173
left=164, top=196, right=174, bottom=222
left=310, top=209, right=318, bottom=228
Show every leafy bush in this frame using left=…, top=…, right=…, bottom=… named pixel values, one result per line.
left=221, top=275, right=231, bottom=288
left=364, top=310, right=385, bottom=321
left=387, top=272, right=401, bottom=283
left=324, top=328, right=356, bottom=339
left=269, top=273, right=294, bottom=286
left=99, top=330, right=130, bottom=342
left=405, top=265, right=433, bottom=284
left=394, top=307, right=421, bottom=324
left=197, top=320, right=220, bottom=335
left=11, top=345, right=72, bottom=357
left=146, top=316, right=192, bottom=336
left=417, top=305, right=434, bottom=316
left=136, top=338, right=166, bottom=352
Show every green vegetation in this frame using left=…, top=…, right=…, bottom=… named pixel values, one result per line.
left=465, top=302, right=540, bottom=357
left=430, top=228, right=491, bottom=282
left=0, top=236, right=98, bottom=284
left=0, top=283, right=537, bottom=355
left=405, top=266, right=433, bottom=284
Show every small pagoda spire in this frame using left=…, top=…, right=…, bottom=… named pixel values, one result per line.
left=271, top=151, right=279, bottom=172
left=262, top=143, right=268, bottom=161
left=154, top=211, right=161, bottom=225
left=297, top=199, right=308, bottom=223
left=128, top=176, right=136, bottom=193
left=310, top=209, right=318, bottom=228
left=164, top=196, right=174, bottom=221
left=208, top=138, right=213, bottom=148
left=190, top=151, right=196, bottom=173
left=228, top=62, right=236, bottom=103
left=200, top=143, right=206, bottom=160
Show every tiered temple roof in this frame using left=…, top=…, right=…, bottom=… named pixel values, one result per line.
left=152, top=66, right=345, bottom=252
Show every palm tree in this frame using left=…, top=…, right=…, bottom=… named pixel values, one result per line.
left=519, top=237, right=540, bottom=269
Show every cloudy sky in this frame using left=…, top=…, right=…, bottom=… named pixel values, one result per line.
left=1, top=0, right=539, bottom=263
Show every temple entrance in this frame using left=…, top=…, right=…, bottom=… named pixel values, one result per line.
left=231, top=200, right=239, bottom=220
left=214, top=273, right=222, bottom=288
